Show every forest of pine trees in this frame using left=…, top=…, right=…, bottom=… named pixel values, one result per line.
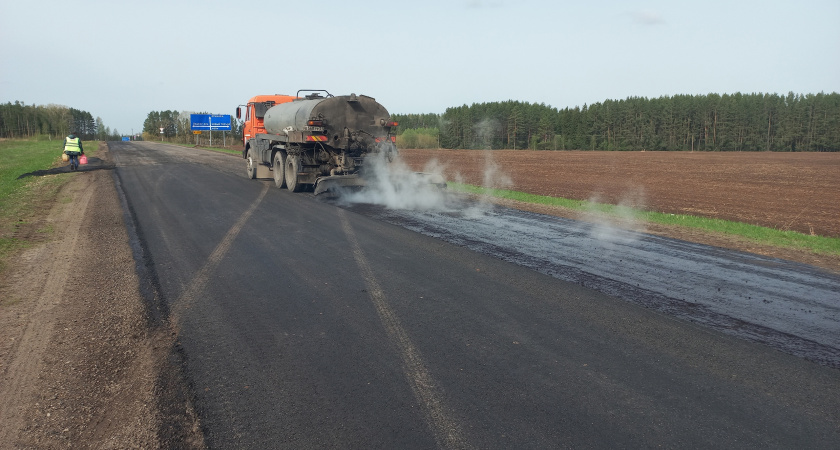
left=0, top=101, right=122, bottom=140
left=5, top=92, right=837, bottom=151
left=393, top=92, right=840, bottom=151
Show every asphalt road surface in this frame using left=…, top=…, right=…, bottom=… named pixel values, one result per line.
left=110, top=141, right=840, bottom=449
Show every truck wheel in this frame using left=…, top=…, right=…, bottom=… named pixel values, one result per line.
left=285, top=155, right=302, bottom=192
left=273, top=150, right=286, bottom=188
left=246, top=150, right=257, bottom=179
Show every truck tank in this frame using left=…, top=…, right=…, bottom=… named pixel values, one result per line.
left=240, top=90, right=444, bottom=194
left=263, top=93, right=393, bottom=154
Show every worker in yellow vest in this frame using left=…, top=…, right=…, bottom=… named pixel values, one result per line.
left=63, top=132, right=85, bottom=171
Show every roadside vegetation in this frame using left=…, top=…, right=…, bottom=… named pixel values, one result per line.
left=394, top=92, right=840, bottom=151
left=396, top=127, right=440, bottom=149
left=141, top=110, right=239, bottom=147
left=0, top=139, right=85, bottom=273
left=452, top=182, right=840, bottom=257
left=138, top=91, right=840, bottom=153
left=0, top=101, right=123, bottom=141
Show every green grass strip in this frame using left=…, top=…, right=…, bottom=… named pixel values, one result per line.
left=0, top=138, right=85, bottom=269
left=449, top=182, right=840, bottom=256
left=204, top=147, right=241, bottom=156
left=0, top=139, right=64, bottom=198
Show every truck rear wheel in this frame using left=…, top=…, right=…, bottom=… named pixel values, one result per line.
left=246, top=150, right=257, bottom=179
left=285, top=155, right=302, bottom=192
left=273, top=151, right=286, bottom=188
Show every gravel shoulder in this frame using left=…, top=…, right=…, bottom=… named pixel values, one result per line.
left=0, top=144, right=203, bottom=449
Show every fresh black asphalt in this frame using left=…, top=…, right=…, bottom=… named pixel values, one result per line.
left=110, top=141, right=840, bottom=449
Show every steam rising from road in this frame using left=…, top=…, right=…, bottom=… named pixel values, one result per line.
left=339, top=150, right=512, bottom=217
left=339, top=151, right=451, bottom=211
left=459, top=151, right=512, bottom=219
left=584, top=187, right=648, bottom=246
left=341, top=150, right=647, bottom=250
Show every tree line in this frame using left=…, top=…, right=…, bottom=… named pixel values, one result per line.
left=393, top=92, right=840, bottom=151
left=142, top=110, right=242, bottom=145
left=0, top=101, right=123, bottom=141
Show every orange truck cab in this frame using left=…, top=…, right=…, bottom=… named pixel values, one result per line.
left=236, top=94, right=297, bottom=156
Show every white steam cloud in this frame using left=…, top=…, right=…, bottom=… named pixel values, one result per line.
left=459, top=151, right=513, bottom=218
left=338, top=150, right=516, bottom=219
left=473, top=119, right=499, bottom=150
left=340, top=149, right=651, bottom=256
left=339, top=151, right=452, bottom=211
left=584, top=186, right=647, bottom=246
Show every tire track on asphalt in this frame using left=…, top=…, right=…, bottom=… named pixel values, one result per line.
left=170, top=183, right=269, bottom=320
left=338, top=208, right=470, bottom=450
left=0, top=173, right=96, bottom=445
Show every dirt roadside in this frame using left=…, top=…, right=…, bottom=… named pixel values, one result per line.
left=0, top=144, right=203, bottom=449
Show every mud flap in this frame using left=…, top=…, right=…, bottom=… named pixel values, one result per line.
left=313, top=172, right=447, bottom=196
left=313, top=175, right=366, bottom=195
left=255, top=164, right=272, bottom=179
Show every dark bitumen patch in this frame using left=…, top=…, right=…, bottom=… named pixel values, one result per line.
left=337, top=198, right=840, bottom=369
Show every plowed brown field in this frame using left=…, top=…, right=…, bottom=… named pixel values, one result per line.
left=400, top=150, right=840, bottom=238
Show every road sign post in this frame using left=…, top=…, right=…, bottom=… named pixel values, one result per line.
left=190, top=114, right=231, bottom=147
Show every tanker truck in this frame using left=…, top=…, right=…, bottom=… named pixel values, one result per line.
left=237, top=90, right=408, bottom=194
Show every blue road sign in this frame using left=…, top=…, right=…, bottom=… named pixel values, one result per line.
left=122, top=136, right=130, bottom=141
left=191, top=114, right=232, bottom=131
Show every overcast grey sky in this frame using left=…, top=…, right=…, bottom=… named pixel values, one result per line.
left=1, top=0, right=838, bottom=135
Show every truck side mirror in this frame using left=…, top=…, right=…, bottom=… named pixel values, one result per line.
left=236, top=106, right=241, bottom=120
